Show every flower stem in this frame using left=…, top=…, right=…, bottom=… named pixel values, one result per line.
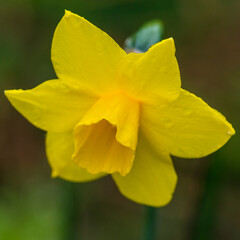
left=143, top=206, right=158, bottom=240
left=61, top=181, right=79, bottom=240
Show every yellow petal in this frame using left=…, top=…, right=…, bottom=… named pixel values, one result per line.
left=73, top=92, right=140, bottom=176
left=141, top=89, right=235, bottom=158
left=51, top=10, right=126, bottom=95
left=46, top=131, right=105, bottom=182
left=112, top=132, right=177, bottom=207
left=5, top=80, right=97, bottom=132
left=120, top=38, right=181, bottom=104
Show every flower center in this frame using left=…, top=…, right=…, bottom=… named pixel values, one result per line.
left=72, top=92, right=140, bottom=176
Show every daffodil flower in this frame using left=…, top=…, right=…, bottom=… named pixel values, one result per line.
left=5, top=11, right=235, bottom=206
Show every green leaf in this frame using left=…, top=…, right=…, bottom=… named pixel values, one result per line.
left=124, top=20, right=164, bottom=53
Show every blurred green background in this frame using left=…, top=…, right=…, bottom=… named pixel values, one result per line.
left=0, top=0, right=239, bottom=239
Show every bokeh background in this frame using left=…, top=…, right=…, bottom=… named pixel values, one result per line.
left=0, top=0, right=239, bottom=239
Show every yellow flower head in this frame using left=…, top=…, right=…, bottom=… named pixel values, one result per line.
left=5, top=11, right=235, bottom=206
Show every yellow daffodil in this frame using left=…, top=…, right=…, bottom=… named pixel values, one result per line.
left=5, top=11, right=235, bottom=206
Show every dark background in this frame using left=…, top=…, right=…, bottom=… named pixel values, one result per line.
left=0, top=0, right=239, bottom=239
